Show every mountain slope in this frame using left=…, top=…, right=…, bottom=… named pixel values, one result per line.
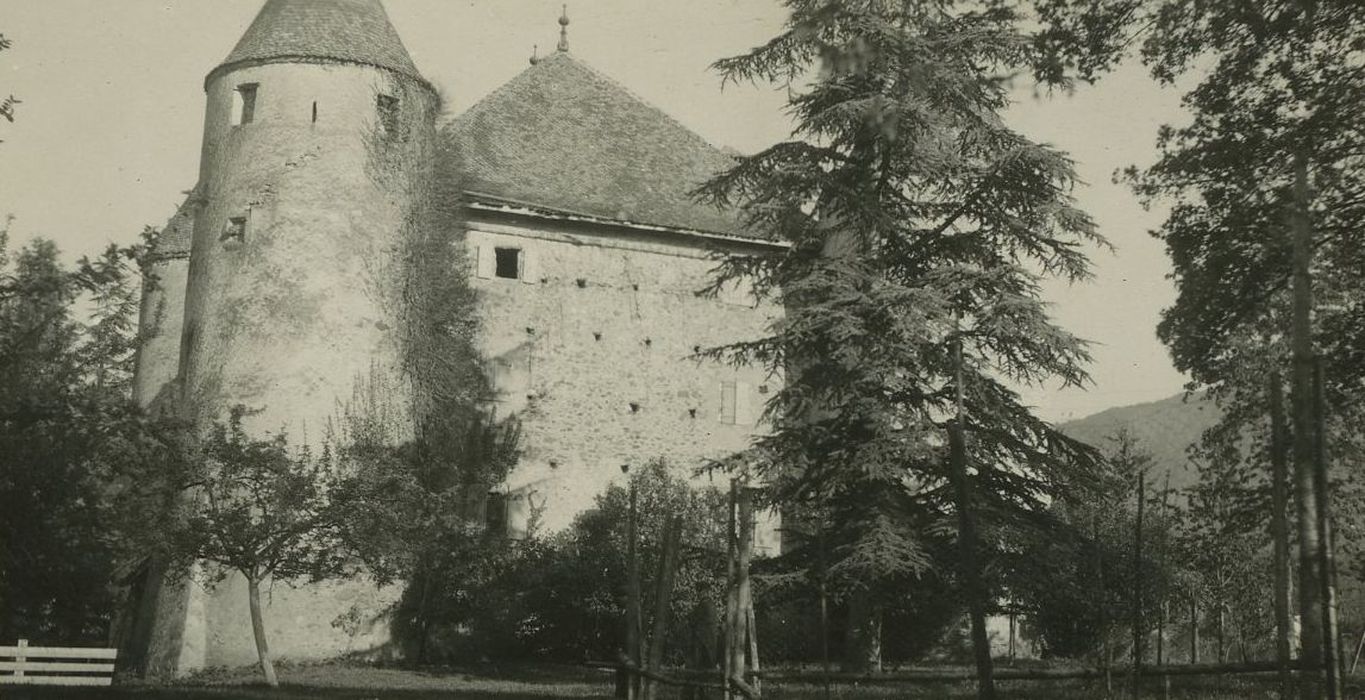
left=1058, top=392, right=1220, bottom=493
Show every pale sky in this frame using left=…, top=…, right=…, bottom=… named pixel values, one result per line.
left=0, top=0, right=1190, bottom=422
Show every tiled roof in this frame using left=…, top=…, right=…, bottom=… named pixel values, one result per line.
left=150, top=195, right=195, bottom=259
left=446, top=52, right=751, bottom=238
left=212, top=0, right=425, bottom=86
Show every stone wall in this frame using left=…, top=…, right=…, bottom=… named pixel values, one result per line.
left=149, top=59, right=439, bottom=674
left=465, top=212, right=782, bottom=548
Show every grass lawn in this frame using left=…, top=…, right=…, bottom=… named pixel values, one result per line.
left=3, top=663, right=1361, bottom=699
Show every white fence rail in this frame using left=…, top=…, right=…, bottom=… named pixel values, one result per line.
left=0, top=639, right=118, bottom=686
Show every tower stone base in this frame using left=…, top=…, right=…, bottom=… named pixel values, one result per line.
left=145, top=569, right=401, bottom=676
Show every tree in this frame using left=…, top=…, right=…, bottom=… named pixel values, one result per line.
left=0, top=31, right=18, bottom=141
left=1034, top=3, right=1365, bottom=692
left=148, top=409, right=351, bottom=688
left=0, top=229, right=164, bottom=645
left=697, top=0, right=1103, bottom=685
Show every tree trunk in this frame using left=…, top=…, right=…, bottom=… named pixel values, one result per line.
left=1189, top=598, right=1199, bottom=665
left=950, top=419, right=995, bottom=699
left=1290, top=147, right=1324, bottom=700
left=1270, top=371, right=1293, bottom=700
left=725, top=479, right=742, bottom=699
left=1313, top=358, right=1343, bottom=699
left=644, top=515, right=682, bottom=700
left=842, top=589, right=882, bottom=673
left=626, top=481, right=643, bottom=700
left=1132, top=469, right=1145, bottom=699
left=246, top=576, right=278, bottom=688
left=950, top=333, right=995, bottom=700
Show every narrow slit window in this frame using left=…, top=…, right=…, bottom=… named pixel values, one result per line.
left=311, top=101, right=318, bottom=124
left=221, top=216, right=247, bottom=244
left=494, top=247, right=522, bottom=279
left=377, top=94, right=400, bottom=138
left=233, top=83, right=258, bottom=126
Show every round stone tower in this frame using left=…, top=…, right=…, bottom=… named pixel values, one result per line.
left=151, top=0, right=439, bottom=672
left=180, top=0, right=437, bottom=440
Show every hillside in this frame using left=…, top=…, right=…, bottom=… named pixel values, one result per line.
left=1058, top=392, right=1221, bottom=493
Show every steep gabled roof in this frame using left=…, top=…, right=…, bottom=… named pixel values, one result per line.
left=211, top=0, right=426, bottom=87
left=446, top=51, right=751, bottom=238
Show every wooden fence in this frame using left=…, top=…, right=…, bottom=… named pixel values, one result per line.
left=0, top=639, right=118, bottom=687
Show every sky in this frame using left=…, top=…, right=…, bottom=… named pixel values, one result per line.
left=0, top=0, right=1191, bottom=423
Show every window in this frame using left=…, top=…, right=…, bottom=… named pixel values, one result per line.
left=485, top=492, right=507, bottom=537
left=720, top=380, right=753, bottom=426
left=376, top=94, right=400, bottom=138
left=495, top=247, right=522, bottom=279
left=221, top=216, right=247, bottom=244
left=232, top=83, right=258, bottom=126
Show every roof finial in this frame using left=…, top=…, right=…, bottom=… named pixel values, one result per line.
left=557, top=5, right=570, bottom=53
left=530, top=44, right=540, bottom=65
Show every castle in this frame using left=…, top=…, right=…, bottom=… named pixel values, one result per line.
left=123, top=0, right=779, bottom=675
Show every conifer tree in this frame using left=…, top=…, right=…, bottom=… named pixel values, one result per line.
left=698, top=0, right=1103, bottom=683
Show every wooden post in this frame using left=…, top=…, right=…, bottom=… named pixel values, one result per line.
left=725, top=478, right=740, bottom=700
left=1009, top=611, right=1016, bottom=664
left=1270, top=371, right=1293, bottom=700
left=819, top=529, right=832, bottom=700
left=951, top=333, right=996, bottom=700
left=645, top=515, right=683, bottom=700
left=626, top=476, right=643, bottom=700
left=1190, top=597, right=1199, bottom=664
left=1132, top=467, right=1145, bottom=699
left=1313, top=358, right=1343, bottom=700
left=1095, top=511, right=1111, bottom=694
left=737, top=484, right=758, bottom=697
left=1157, top=473, right=1170, bottom=700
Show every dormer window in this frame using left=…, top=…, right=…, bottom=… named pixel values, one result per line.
left=232, top=83, right=258, bottom=126
left=377, top=94, right=400, bottom=138
left=221, top=216, right=247, bottom=244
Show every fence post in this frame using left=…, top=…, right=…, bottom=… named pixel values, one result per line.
left=15, top=638, right=27, bottom=680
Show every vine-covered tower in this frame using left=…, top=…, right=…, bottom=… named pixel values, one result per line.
left=141, top=0, right=439, bottom=673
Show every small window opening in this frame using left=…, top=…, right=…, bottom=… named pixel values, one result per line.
left=233, top=83, right=258, bottom=126
left=576, top=278, right=587, bottom=288
left=593, top=331, right=602, bottom=341
left=688, top=408, right=698, bottom=419
left=311, top=101, right=318, bottom=124
left=485, top=492, right=507, bottom=536
left=377, top=94, right=401, bottom=138
left=644, top=338, right=652, bottom=347
left=495, top=247, right=522, bottom=279
left=629, top=402, right=641, bottom=414
left=221, top=216, right=247, bottom=244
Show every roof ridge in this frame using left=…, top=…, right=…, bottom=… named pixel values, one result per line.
left=545, top=53, right=739, bottom=158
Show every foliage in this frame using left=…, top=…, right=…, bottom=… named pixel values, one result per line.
left=0, top=229, right=166, bottom=645
left=0, top=31, right=17, bottom=141
left=397, top=460, right=729, bottom=664
left=1011, top=430, right=1171, bottom=661
left=694, top=0, right=1105, bottom=667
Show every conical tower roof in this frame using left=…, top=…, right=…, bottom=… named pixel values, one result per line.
left=209, top=0, right=427, bottom=87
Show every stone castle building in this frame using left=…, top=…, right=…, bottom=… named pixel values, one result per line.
left=125, top=0, right=780, bottom=674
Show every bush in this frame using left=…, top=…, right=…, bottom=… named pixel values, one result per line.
left=406, top=459, right=730, bottom=664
